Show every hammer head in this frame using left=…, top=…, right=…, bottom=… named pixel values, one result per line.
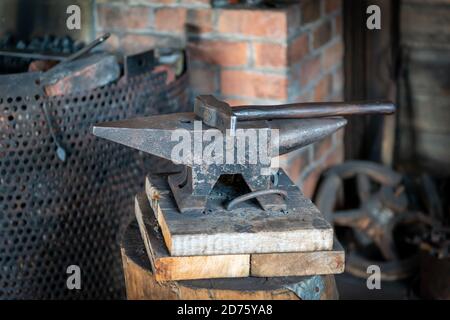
left=194, top=95, right=237, bottom=135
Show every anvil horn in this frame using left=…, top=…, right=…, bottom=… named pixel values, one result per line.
left=269, top=117, right=347, bottom=154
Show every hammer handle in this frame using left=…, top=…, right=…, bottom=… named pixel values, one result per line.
left=232, top=101, right=395, bottom=120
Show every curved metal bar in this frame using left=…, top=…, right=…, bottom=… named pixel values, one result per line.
left=226, top=189, right=288, bottom=211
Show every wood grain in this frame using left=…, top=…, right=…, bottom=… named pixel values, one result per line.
left=134, top=193, right=249, bottom=281
left=251, top=239, right=345, bottom=277
left=145, top=171, right=333, bottom=256
left=121, top=223, right=339, bottom=300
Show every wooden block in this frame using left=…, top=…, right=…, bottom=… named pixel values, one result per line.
left=134, top=193, right=250, bottom=281
left=145, top=171, right=334, bottom=256
left=251, top=239, right=345, bottom=277
left=121, top=221, right=339, bottom=300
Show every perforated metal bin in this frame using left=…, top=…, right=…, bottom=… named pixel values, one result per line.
left=0, top=65, right=188, bottom=299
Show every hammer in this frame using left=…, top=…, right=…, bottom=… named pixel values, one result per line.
left=194, top=95, right=395, bottom=136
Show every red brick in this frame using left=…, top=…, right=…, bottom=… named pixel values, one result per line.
left=98, top=32, right=120, bottom=51
left=322, top=41, right=344, bottom=70
left=313, top=20, right=332, bottom=49
left=186, top=9, right=213, bottom=34
left=288, top=33, right=309, bottom=64
left=97, top=5, right=151, bottom=30
left=325, top=0, right=342, bottom=14
left=293, top=91, right=314, bottom=103
left=301, top=55, right=322, bottom=86
left=301, top=166, right=322, bottom=199
left=301, top=0, right=321, bottom=25
left=120, top=34, right=157, bottom=54
left=253, top=42, right=287, bottom=68
left=188, top=40, right=248, bottom=67
left=331, top=66, right=344, bottom=95
left=155, top=8, right=187, bottom=33
left=314, top=136, right=333, bottom=161
left=281, top=151, right=309, bottom=183
left=302, top=144, right=344, bottom=198
left=324, top=144, right=344, bottom=168
left=334, top=128, right=345, bottom=145
left=221, top=70, right=288, bottom=100
left=217, top=9, right=288, bottom=39
left=189, top=67, right=217, bottom=93
left=226, top=98, right=253, bottom=107
left=314, top=74, right=332, bottom=101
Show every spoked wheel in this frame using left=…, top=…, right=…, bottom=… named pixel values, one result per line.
left=316, top=161, right=420, bottom=280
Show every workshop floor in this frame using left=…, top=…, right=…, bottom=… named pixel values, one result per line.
left=335, top=273, right=419, bottom=300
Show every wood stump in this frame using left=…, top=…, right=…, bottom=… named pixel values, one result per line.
left=121, top=223, right=339, bottom=300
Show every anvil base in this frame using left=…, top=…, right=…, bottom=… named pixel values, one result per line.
left=135, top=192, right=344, bottom=281
left=144, top=170, right=334, bottom=256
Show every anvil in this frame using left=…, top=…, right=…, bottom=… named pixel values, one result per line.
left=93, top=95, right=394, bottom=214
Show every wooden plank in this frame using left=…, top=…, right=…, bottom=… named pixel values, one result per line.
left=399, top=129, right=450, bottom=175
left=121, top=222, right=339, bottom=300
left=399, top=94, right=450, bottom=134
left=401, top=1, right=450, bottom=49
left=145, top=171, right=334, bottom=256
left=251, top=239, right=345, bottom=277
left=134, top=193, right=250, bottom=281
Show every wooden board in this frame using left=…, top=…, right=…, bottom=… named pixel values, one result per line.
left=251, top=239, right=345, bottom=277
left=145, top=171, right=333, bottom=256
left=121, top=222, right=339, bottom=300
left=136, top=192, right=344, bottom=279
left=134, top=192, right=250, bottom=281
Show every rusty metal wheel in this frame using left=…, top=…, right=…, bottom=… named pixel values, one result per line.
left=316, top=161, right=420, bottom=280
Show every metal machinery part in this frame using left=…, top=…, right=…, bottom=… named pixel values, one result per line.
left=315, top=161, right=422, bottom=281
left=0, top=55, right=189, bottom=299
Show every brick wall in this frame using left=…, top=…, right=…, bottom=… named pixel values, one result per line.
left=95, top=0, right=345, bottom=197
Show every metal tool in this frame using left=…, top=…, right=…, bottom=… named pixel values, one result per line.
left=41, top=100, right=67, bottom=161
left=37, top=33, right=111, bottom=161
left=63, top=33, right=111, bottom=63
left=93, top=95, right=395, bottom=214
left=194, top=95, right=395, bottom=135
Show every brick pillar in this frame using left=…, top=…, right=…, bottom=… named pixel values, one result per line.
left=95, top=0, right=345, bottom=198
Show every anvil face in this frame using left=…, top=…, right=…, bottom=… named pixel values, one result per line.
left=93, top=112, right=346, bottom=213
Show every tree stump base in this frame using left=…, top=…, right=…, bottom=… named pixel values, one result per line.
left=121, top=222, right=339, bottom=300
